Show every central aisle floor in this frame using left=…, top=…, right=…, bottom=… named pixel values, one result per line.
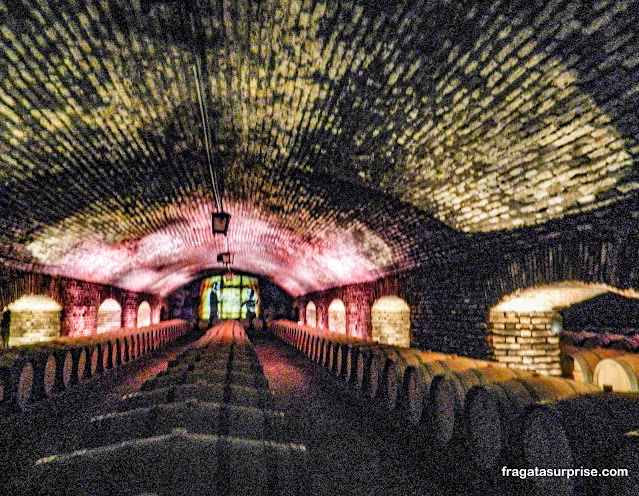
left=252, top=334, right=466, bottom=496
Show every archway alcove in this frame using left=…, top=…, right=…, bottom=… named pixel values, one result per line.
left=328, top=299, right=347, bottom=334
left=7, top=295, right=62, bottom=346
left=371, top=296, right=411, bottom=348
left=489, top=281, right=639, bottom=377
left=97, top=298, right=122, bottom=334
left=137, top=301, right=151, bottom=328
left=306, top=301, right=317, bottom=328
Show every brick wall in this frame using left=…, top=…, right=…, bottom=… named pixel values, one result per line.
left=371, top=304, right=410, bottom=348
left=10, top=310, right=61, bottom=345
left=297, top=208, right=639, bottom=368
left=1, top=270, right=164, bottom=342
left=489, top=311, right=562, bottom=376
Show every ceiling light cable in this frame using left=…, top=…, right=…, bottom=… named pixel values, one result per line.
left=192, top=62, right=222, bottom=212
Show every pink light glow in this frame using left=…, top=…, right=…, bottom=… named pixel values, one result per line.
left=23, top=196, right=402, bottom=296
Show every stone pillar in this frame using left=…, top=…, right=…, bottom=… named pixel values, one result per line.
left=122, top=292, right=138, bottom=328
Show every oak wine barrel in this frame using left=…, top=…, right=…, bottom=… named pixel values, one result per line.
left=355, top=343, right=386, bottom=398
left=520, top=393, right=639, bottom=496
left=593, top=354, right=639, bottom=392
left=43, top=354, right=57, bottom=396
left=429, top=365, right=525, bottom=445
left=383, top=350, right=449, bottom=411
left=601, top=430, right=639, bottom=496
left=560, top=345, right=622, bottom=383
left=403, top=356, right=491, bottom=426
left=17, top=360, right=34, bottom=409
left=464, top=376, right=601, bottom=471
left=29, top=430, right=309, bottom=495
left=88, top=400, right=289, bottom=447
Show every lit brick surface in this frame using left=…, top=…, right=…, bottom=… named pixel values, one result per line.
left=489, top=310, right=562, bottom=376
left=0, top=269, right=162, bottom=337
left=0, top=1, right=638, bottom=297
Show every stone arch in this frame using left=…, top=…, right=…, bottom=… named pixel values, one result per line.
left=6, top=294, right=62, bottom=346
left=137, top=301, right=151, bottom=328
left=328, top=299, right=347, bottom=334
left=371, top=296, right=411, bottom=348
left=306, top=301, right=317, bottom=328
left=488, top=281, right=639, bottom=376
left=97, top=298, right=122, bottom=334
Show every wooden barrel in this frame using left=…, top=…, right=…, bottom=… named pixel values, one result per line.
left=29, top=429, right=309, bottom=495
left=464, top=376, right=601, bottom=472
left=307, top=335, right=317, bottom=361
left=327, top=340, right=342, bottom=373
left=520, top=393, right=639, bottom=496
left=103, top=341, right=113, bottom=370
left=70, top=347, right=86, bottom=385
left=561, top=346, right=622, bottom=383
left=88, top=346, right=99, bottom=377
left=319, top=338, right=332, bottom=367
left=367, top=347, right=405, bottom=401
left=88, top=400, right=289, bottom=447
left=334, top=341, right=353, bottom=379
left=344, top=343, right=361, bottom=385
left=383, top=350, right=449, bottom=411
left=327, top=338, right=356, bottom=374
left=430, top=365, right=526, bottom=445
left=43, top=353, right=57, bottom=396
left=304, top=333, right=315, bottom=357
left=593, top=354, right=639, bottom=392
left=57, top=349, right=74, bottom=391
left=602, top=430, right=639, bottom=496
left=355, top=344, right=385, bottom=398
left=403, top=356, right=491, bottom=426
left=17, top=360, right=34, bottom=409
left=117, top=381, right=274, bottom=412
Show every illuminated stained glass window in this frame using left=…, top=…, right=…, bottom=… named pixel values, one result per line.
left=199, top=275, right=260, bottom=320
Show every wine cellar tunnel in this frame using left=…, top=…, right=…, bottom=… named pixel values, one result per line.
left=2, top=0, right=639, bottom=494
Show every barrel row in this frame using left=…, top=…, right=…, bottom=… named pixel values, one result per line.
left=27, top=320, right=310, bottom=495
left=513, top=393, right=639, bottom=496
left=0, top=319, right=192, bottom=413
left=271, top=319, right=639, bottom=496
left=562, top=345, right=639, bottom=393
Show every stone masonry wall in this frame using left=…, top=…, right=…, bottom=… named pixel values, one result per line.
left=489, top=311, right=562, bottom=376
left=0, top=269, right=164, bottom=340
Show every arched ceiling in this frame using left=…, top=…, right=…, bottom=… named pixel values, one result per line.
left=1, top=0, right=638, bottom=296
left=492, top=281, right=639, bottom=313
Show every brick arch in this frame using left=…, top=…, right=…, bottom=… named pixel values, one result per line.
left=487, top=280, right=639, bottom=376
left=158, top=301, right=170, bottom=323
left=97, top=298, right=122, bottom=334
left=328, top=299, right=347, bottom=334
left=5, top=294, right=63, bottom=346
left=480, top=235, right=636, bottom=311
left=371, top=295, right=411, bottom=348
left=137, top=301, right=151, bottom=328
left=0, top=272, right=62, bottom=312
left=305, top=301, right=317, bottom=327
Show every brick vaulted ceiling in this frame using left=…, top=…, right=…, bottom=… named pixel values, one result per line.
left=1, top=0, right=639, bottom=296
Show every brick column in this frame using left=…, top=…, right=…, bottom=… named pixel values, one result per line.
left=489, top=310, right=561, bottom=376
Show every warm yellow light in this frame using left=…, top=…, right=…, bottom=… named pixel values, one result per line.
left=8, top=295, right=62, bottom=312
